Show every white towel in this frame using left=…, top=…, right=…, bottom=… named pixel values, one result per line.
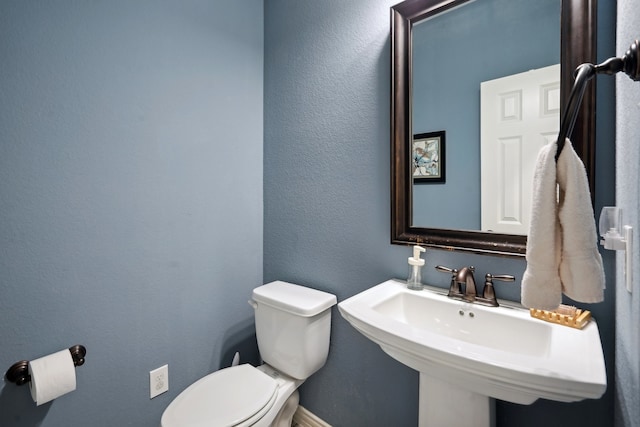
left=521, top=141, right=563, bottom=309
left=556, top=139, right=605, bottom=303
left=521, top=139, right=605, bottom=309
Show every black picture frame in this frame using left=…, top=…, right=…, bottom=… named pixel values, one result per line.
left=412, top=131, right=445, bottom=183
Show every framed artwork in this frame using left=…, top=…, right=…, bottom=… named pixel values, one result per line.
left=412, top=131, right=445, bottom=183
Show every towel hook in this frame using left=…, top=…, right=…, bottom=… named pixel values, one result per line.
left=555, top=39, right=640, bottom=161
left=4, top=345, right=86, bottom=386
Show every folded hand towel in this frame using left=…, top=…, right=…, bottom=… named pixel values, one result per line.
left=521, top=141, right=563, bottom=310
left=556, top=139, right=605, bottom=303
left=521, top=139, right=605, bottom=309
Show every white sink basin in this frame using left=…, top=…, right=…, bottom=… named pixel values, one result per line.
left=338, top=279, right=606, bottom=406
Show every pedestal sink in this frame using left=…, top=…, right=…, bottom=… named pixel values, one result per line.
left=338, top=280, right=607, bottom=427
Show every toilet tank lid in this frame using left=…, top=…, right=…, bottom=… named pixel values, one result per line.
left=252, top=281, right=337, bottom=317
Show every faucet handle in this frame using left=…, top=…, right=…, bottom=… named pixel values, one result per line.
left=479, top=273, right=515, bottom=307
left=435, top=265, right=461, bottom=297
left=435, top=265, right=457, bottom=275
left=486, top=273, right=515, bottom=283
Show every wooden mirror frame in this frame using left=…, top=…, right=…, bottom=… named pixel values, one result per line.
left=391, top=0, right=596, bottom=256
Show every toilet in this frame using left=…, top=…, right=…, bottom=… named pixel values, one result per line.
left=161, top=281, right=337, bottom=427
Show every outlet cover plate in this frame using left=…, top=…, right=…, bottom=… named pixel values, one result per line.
left=150, top=364, right=169, bottom=399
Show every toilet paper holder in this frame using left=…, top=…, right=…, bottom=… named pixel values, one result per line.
left=4, top=345, right=86, bottom=386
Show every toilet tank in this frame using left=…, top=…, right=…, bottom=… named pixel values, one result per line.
left=251, top=281, right=337, bottom=380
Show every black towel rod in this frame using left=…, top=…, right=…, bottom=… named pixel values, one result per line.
left=4, top=345, right=86, bottom=386
left=556, top=39, right=640, bottom=161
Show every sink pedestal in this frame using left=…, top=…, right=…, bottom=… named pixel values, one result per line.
left=420, top=374, right=495, bottom=427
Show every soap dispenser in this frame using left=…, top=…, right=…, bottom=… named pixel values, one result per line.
left=407, top=245, right=426, bottom=290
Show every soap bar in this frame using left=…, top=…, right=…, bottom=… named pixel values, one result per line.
left=555, top=304, right=577, bottom=316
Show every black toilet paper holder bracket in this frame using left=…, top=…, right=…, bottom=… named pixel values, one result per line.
left=4, top=345, right=87, bottom=386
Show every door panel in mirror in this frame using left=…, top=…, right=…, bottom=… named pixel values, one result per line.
left=480, top=64, right=560, bottom=235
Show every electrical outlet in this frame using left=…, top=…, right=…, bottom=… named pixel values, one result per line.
left=150, top=364, right=169, bottom=399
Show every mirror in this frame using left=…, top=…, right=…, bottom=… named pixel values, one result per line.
left=391, top=0, right=596, bottom=256
left=412, top=1, right=560, bottom=235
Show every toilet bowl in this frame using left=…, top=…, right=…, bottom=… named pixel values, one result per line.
left=161, top=281, right=337, bottom=427
left=161, top=364, right=302, bottom=427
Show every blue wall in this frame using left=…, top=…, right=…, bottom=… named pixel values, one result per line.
left=614, top=1, right=640, bottom=426
left=0, top=1, right=263, bottom=426
left=264, top=0, right=616, bottom=426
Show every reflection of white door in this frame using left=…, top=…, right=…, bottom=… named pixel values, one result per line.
left=480, top=64, right=560, bottom=235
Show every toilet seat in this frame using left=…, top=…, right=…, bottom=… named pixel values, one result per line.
left=161, top=364, right=278, bottom=427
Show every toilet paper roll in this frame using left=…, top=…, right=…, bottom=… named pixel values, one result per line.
left=28, top=349, right=77, bottom=406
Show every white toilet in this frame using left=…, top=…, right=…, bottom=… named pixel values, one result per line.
left=161, top=281, right=337, bottom=427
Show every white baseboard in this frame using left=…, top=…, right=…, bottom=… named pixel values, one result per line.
left=292, top=405, right=332, bottom=427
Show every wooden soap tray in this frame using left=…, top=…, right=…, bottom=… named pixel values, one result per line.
left=529, top=307, right=591, bottom=329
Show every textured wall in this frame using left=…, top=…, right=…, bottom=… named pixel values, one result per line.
left=264, top=0, right=616, bottom=426
left=0, top=1, right=263, bottom=426
left=614, top=1, right=640, bottom=426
